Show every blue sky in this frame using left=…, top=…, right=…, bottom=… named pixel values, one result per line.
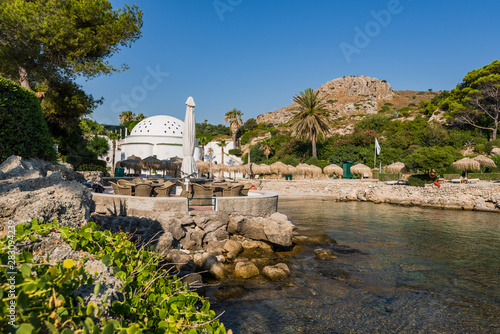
left=78, top=0, right=500, bottom=126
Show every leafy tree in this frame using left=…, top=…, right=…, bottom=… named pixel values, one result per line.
left=88, top=136, right=110, bottom=158
left=106, top=131, right=121, bottom=172
left=260, top=138, right=272, bottom=160
left=420, top=123, right=448, bottom=147
left=122, top=119, right=140, bottom=133
left=440, top=60, right=500, bottom=140
left=196, top=122, right=230, bottom=136
left=403, top=146, right=459, bottom=172
left=217, top=140, right=228, bottom=165
left=135, top=112, right=146, bottom=121
left=80, top=119, right=104, bottom=139
left=290, top=88, right=330, bottom=158
left=242, top=117, right=257, bottom=132
left=224, top=108, right=243, bottom=148
left=119, top=111, right=134, bottom=124
left=354, top=114, right=391, bottom=132
left=0, top=77, right=56, bottom=162
left=0, top=0, right=143, bottom=90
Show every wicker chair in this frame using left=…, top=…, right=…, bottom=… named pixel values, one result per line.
left=222, top=184, right=244, bottom=197
left=110, top=181, right=133, bottom=196
left=154, top=181, right=176, bottom=197
left=155, top=179, right=165, bottom=184
left=178, top=181, right=193, bottom=198
left=133, top=177, right=143, bottom=183
left=240, top=183, right=253, bottom=196
left=117, top=179, right=128, bottom=186
left=134, top=183, right=153, bottom=197
left=190, top=183, right=214, bottom=205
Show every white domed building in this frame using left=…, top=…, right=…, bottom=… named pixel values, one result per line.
left=120, top=115, right=201, bottom=161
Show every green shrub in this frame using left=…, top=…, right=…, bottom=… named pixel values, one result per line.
left=443, top=174, right=461, bottom=180
left=0, top=77, right=56, bottom=162
left=67, top=155, right=106, bottom=170
left=0, top=220, right=227, bottom=333
left=76, top=163, right=107, bottom=174
left=228, top=148, right=242, bottom=156
left=408, top=173, right=435, bottom=187
left=467, top=173, right=500, bottom=181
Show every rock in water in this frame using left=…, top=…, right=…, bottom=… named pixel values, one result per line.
left=234, top=261, right=260, bottom=279
left=262, top=263, right=291, bottom=282
left=314, top=248, right=337, bottom=260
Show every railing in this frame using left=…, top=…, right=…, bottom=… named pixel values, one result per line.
left=187, top=197, right=217, bottom=211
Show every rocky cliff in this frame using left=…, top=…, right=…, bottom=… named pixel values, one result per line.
left=256, top=76, right=437, bottom=127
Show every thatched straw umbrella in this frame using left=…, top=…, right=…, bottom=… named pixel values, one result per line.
left=140, top=156, right=162, bottom=177
left=196, top=160, right=210, bottom=174
left=127, top=155, right=141, bottom=161
left=385, top=162, right=410, bottom=180
left=296, top=163, right=312, bottom=179
left=473, top=155, right=497, bottom=170
left=269, top=161, right=288, bottom=178
left=453, top=157, right=480, bottom=178
left=286, top=165, right=297, bottom=175
left=253, top=164, right=271, bottom=176
left=118, top=159, right=141, bottom=175
left=309, top=165, right=323, bottom=178
left=323, top=164, right=343, bottom=177
left=350, top=163, right=372, bottom=178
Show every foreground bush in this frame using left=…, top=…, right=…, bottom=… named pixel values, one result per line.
left=0, top=77, right=57, bottom=162
left=0, top=220, right=226, bottom=333
left=408, top=174, right=435, bottom=187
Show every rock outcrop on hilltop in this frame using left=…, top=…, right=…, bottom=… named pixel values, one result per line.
left=0, top=155, right=92, bottom=230
left=257, top=76, right=393, bottom=125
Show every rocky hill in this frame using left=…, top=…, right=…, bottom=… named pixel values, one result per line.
left=256, top=76, right=438, bottom=128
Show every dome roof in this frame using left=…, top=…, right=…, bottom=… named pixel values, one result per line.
left=130, top=115, right=184, bottom=137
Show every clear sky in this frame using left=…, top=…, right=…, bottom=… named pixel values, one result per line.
left=78, top=0, right=500, bottom=126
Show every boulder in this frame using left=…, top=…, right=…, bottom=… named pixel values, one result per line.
left=262, top=263, right=291, bottom=282
left=200, top=253, right=225, bottom=279
left=155, top=232, right=174, bottom=253
left=203, top=240, right=225, bottom=256
left=240, top=238, right=273, bottom=254
left=224, top=239, right=243, bottom=260
left=228, top=214, right=294, bottom=247
left=314, top=248, right=337, bottom=260
left=181, top=228, right=204, bottom=250
left=163, top=249, right=196, bottom=272
left=234, top=261, right=259, bottom=279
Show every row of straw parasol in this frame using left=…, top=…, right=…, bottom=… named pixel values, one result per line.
left=453, top=155, right=497, bottom=177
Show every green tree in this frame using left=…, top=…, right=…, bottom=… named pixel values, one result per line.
left=0, top=0, right=143, bottom=90
left=135, top=112, right=146, bottom=121
left=217, top=140, right=228, bottom=165
left=403, top=146, right=459, bottom=172
left=79, top=119, right=104, bottom=139
left=440, top=60, right=500, bottom=140
left=290, top=88, right=330, bottom=158
left=224, top=108, right=243, bottom=148
left=106, top=131, right=121, bottom=172
left=260, top=138, right=272, bottom=160
left=119, top=111, right=135, bottom=124
left=88, top=136, right=110, bottom=158
left=197, top=135, right=211, bottom=161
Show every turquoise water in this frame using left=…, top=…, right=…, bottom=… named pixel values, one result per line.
left=210, top=199, right=500, bottom=333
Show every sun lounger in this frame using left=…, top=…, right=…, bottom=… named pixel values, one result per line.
left=466, top=178, right=480, bottom=183
left=450, top=179, right=462, bottom=183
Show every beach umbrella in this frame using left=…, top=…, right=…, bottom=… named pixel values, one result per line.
left=309, top=165, right=323, bottom=178
left=473, top=155, right=497, bottom=169
left=269, top=161, right=288, bottom=175
left=254, top=164, right=271, bottom=175
left=181, top=96, right=198, bottom=178
left=385, top=162, right=410, bottom=174
left=118, top=158, right=141, bottom=174
left=350, top=163, right=372, bottom=178
left=323, top=164, right=343, bottom=177
left=140, top=156, right=162, bottom=177
left=196, top=160, right=210, bottom=174
left=296, top=163, right=312, bottom=179
left=453, top=157, right=480, bottom=178
left=286, top=165, right=297, bottom=175
left=127, top=155, right=141, bottom=161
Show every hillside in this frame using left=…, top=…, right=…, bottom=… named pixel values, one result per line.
left=256, top=76, right=439, bottom=133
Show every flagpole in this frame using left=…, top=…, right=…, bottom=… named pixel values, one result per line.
left=374, top=140, right=377, bottom=168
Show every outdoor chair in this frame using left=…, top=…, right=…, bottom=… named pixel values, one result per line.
left=223, top=184, right=244, bottom=197
left=154, top=181, right=176, bottom=197
left=134, top=183, right=153, bottom=197
left=155, top=179, right=166, bottom=184
left=110, top=181, right=133, bottom=196
left=178, top=181, right=193, bottom=198
left=133, top=177, right=143, bottom=183
left=190, top=183, right=214, bottom=205
left=110, top=181, right=119, bottom=194
left=240, top=183, right=253, bottom=196
left=117, top=179, right=128, bottom=186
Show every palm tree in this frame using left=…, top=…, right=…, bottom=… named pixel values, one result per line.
left=198, top=135, right=211, bottom=161
left=290, top=88, right=330, bottom=158
left=261, top=138, right=272, bottom=160
left=135, top=113, right=146, bottom=121
left=217, top=140, right=228, bottom=165
left=80, top=119, right=104, bottom=139
left=119, top=111, right=134, bottom=124
left=107, top=132, right=121, bottom=173
left=224, top=108, right=243, bottom=148
left=208, top=147, right=214, bottom=178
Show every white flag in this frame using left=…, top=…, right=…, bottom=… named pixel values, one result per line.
left=375, top=138, right=381, bottom=156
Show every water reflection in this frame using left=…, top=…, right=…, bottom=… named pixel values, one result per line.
left=211, top=199, right=500, bottom=333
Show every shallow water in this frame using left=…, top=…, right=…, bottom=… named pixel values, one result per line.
left=210, top=199, right=500, bottom=333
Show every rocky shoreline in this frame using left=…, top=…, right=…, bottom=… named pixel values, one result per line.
left=259, top=179, right=500, bottom=212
